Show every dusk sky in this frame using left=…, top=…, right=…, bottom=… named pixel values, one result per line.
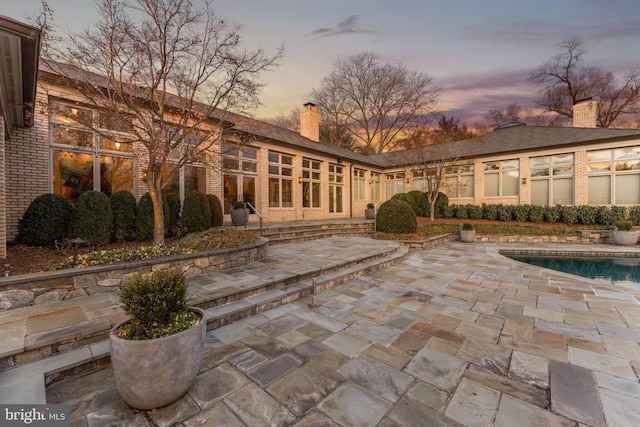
left=5, top=0, right=640, bottom=124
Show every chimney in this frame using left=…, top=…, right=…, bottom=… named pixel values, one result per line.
left=300, top=103, right=319, bottom=142
left=573, top=98, right=597, bottom=128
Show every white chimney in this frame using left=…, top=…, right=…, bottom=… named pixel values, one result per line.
left=573, top=98, right=597, bottom=128
left=300, top=103, right=319, bottom=142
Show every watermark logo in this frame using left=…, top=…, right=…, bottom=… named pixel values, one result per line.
left=1, top=405, right=69, bottom=426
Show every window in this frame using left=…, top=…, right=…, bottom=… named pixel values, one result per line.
left=329, top=163, right=344, bottom=213
left=588, top=147, right=640, bottom=205
left=50, top=102, right=134, bottom=203
left=384, top=172, right=406, bottom=199
left=223, top=143, right=258, bottom=213
left=269, top=151, right=293, bottom=208
left=302, top=158, right=321, bottom=208
left=353, top=169, right=366, bottom=200
left=371, top=172, right=381, bottom=201
left=444, top=164, right=474, bottom=199
left=483, top=160, right=519, bottom=197
left=530, top=154, right=574, bottom=205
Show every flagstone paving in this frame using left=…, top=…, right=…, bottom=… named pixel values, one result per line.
left=45, top=240, right=640, bottom=426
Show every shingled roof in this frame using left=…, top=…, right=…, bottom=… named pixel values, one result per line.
left=370, top=125, right=640, bottom=168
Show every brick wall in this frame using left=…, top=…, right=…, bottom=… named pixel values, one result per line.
left=0, top=116, right=5, bottom=257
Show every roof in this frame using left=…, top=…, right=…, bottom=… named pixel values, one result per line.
left=372, top=125, right=640, bottom=168
left=0, top=16, right=41, bottom=135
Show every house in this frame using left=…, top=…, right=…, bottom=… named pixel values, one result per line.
left=2, top=16, right=640, bottom=258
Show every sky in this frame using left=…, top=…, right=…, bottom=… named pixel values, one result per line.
left=4, top=0, right=640, bottom=124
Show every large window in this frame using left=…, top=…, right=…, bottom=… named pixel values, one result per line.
left=384, top=172, right=406, bottom=199
left=269, top=151, right=293, bottom=208
left=329, top=163, right=344, bottom=213
left=445, top=164, right=474, bottom=199
left=51, top=103, right=134, bottom=203
left=371, top=172, right=381, bottom=201
left=353, top=169, right=366, bottom=200
left=588, top=147, right=640, bottom=205
left=483, top=159, right=519, bottom=197
left=530, top=154, right=574, bottom=205
left=302, top=158, right=321, bottom=208
left=223, top=143, right=258, bottom=213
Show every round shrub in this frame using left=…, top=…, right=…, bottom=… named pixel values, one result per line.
left=482, top=204, right=498, bottom=220
left=629, top=206, right=640, bottom=225
left=545, top=205, right=561, bottom=223
left=441, top=204, right=454, bottom=219
left=453, top=204, right=468, bottom=219
left=72, top=191, right=113, bottom=245
left=17, top=194, right=73, bottom=247
left=497, top=204, right=513, bottom=222
left=136, top=193, right=154, bottom=241
left=182, top=191, right=211, bottom=233
left=430, top=192, right=449, bottom=219
left=207, top=194, right=224, bottom=227
left=467, top=204, right=483, bottom=220
left=577, top=205, right=597, bottom=225
left=376, top=199, right=417, bottom=234
left=392, top=193, right=423, bottom=217
left=595, top=206, right=614, bottom=226
left=560, top=206, right=578, bottom=225
left=513, top=205, right=529, bottom=222
left=528, top=205, right=545, bottom=223
left=409, top=190, right=429, bottom=216
left=164, top=192, right=181, bottom=236
left=611, top=206, right=627, bottom=224
left=110, top=190, right=137, bottom=241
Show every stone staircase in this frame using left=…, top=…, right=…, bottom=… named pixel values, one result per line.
left=0, top=227, right=405, bottom=405
left=247, top=218, right=375, bottom=244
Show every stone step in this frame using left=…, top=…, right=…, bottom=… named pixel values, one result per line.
left=0, top=240, right=407, bottom=405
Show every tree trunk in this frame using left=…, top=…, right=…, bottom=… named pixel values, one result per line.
left=147, top=173, right=166, bottom=246
left=430, top=199, right=436, bottom=221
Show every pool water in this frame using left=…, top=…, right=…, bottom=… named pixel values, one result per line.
left=507, top=255, right=640, bottom=291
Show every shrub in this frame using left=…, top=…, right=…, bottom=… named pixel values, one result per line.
left=616, top=220, right=633, bottom=231
left=376, top=199, right=417, bottom=233
left=136, top=193, right=155, bottom=241
left=528, top=205, right=545, bottom=223
left=560, top=206, right=578, bottom=225
left=409, top=190, right=429, bottom=216
left=497, top=204, right=512, bottom=221
left=544, top=205, right=561, bottom=223
left=611, top=206, right=627, bottom=224
left=392, top=192, right=423, bottom=217
left=164, top=192, right=181, bottom=236
left=110, top=190, right=137, bottom=241
left=441, top=204, right=455, bottom=219
left=233, top=200, right=246, bottom=209
left=17, top=194, right=73, bottom=247
left=577, top=205, right=597, bottom=225
left=595, top=206, right=613, bottom=226
left=630, top=206, right=640, bottom=225
left=116, top=270, right=197, bottom=340
left=467, top=204, right=483, bottom=220
left=482, top=204, right=498, bottom=220
left=429, top=192, right=449, bottom=219
left=462, top=223, right=474, bottom=231
left=513, top=205, right=529, bottom=222
left=208, top=194, right=224, bottom=227
left=367, top=203, right=375, bottom=209
left=72, top=191, right=113, bottom=245
left=182, top=191, right=211, bottom=233
left=453, top=204, right=468, bottom=219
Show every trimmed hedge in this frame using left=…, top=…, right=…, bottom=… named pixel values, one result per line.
left=182, top=191, right=211, bottom=233
left=136, top=193, right=155, bottom=241
left=72, top=191, right=113, bottom=245
left=208, top=194, right=224, bottom=227
left=376, top=199, right=417, bottom=233
left=17, top=194, right=73, bottom=247
left=110, top=190, right=137, bottom=241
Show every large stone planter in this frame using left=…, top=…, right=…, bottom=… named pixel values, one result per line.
left=109, top=307, right=206, bottom=410
left=613, top=231, right=639, bottom=246
left=230, top=208, right=249, bottom=226
left=460, top=229, right=476, bottom=243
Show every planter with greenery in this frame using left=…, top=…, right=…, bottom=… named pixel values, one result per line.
left=109, top=270, right=205, bottom=410
left=230, top=200, right=250, bottom=226
left=460, top=223, right=476, bottom=243
left=365, top=203, right=376, bottom=219
left=613, top=220, right=639, bottom=246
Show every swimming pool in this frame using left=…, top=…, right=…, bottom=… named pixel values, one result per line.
left=502, top=251, right=640, bottom=290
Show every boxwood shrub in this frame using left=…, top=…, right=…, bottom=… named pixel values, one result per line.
left=376, top=199, right=417, bottom=233
left=182, top=191, right=211, bottom=233
left=208, top=194, right=224, bottom=227
left=110, top=190, right=137, bottom=241
left=17, top=194, right=73, bottom=247
left=72, top=191, right=113, bottom=245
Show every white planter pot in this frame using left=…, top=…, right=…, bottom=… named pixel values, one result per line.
left=460, top=230, right=476, bottom=243
left=613, top=231, right=639, bottom=246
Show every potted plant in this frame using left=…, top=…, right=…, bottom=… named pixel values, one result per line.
left=230, top=200, right=249, bottom=226
left=460, top=223, right=476, bottom=243
left=613, top=220, right=639, bottom=246
left=365, top=203, right=376, bottom=219
left=110, top=270, right=206, bottom=410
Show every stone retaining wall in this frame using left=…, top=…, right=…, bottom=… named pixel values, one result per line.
left=476, top=230, right=614, bottom=244
left=0, top=238, right=268, bottom=312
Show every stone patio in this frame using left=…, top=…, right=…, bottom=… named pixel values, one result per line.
left=45, top=240, right=640, bottom=426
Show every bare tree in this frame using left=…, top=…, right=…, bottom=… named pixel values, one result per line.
left=403, top=143, right=463, bottom=221
left=264, top=108, right=299, bottom=131
left=312, top=52, right=440, bottom=154
left=530, top=38, right=640, bottom=127
left=43, top=0, right=283, bottom=244
left=396, top=115, right=475, bottom=149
